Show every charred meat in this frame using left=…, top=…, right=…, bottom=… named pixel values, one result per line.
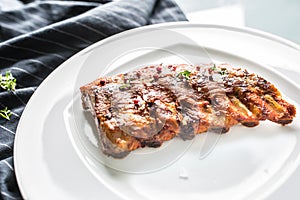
left=80, top=64, right=296, bottom=158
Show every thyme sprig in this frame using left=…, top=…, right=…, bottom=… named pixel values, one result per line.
left=177, top=70, right=191, bottom=80
left=0, top=71, right=16, bottom=91
left=0, top=107, right=12, bottom=120
left=211, top=64, right=227, bottom=76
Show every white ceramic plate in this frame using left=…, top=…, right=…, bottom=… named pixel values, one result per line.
left=14, top=23, right=300, bottom=200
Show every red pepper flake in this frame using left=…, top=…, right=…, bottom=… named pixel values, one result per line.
left=199, top=101, right=209, bottom=107
left=99, top=80, right=106, bottom=86
left=168, top=65, right=172, bottom=69
left=172, top=66, right=177, bottom=71
left=156, top=67, right=162, bottom=73
left=133, top=99, right=139, bottom=105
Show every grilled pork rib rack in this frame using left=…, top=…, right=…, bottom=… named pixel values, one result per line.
left=80, top=64, right=296, bottom=158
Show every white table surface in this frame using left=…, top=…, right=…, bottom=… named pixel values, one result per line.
left=175, top=0, right=300, bottom=45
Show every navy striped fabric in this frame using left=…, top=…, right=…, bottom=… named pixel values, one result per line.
left=0, top=0, right=187, bottom=199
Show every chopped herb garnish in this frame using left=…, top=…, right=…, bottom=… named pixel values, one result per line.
left=211, top=64, right=217, bottom=71
left=0, top=71, right=16, bottom=91
left=219, top=68, right=227, bottom=75
left=0, top=107, right=12, bottom=120
left=177, top=70, right=191, bottom=80
left=119, top=84, right=131, bottom=91
left=211, top=65, right=227, bottom=76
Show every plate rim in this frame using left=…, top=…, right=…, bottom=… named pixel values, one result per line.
left=14, top=22, right=300, bottom=199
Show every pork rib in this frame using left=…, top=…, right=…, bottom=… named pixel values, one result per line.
left=80, top=64, right=296, bottom=158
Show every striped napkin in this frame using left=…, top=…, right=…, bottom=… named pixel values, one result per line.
left=0, top=0, right=187, bottom=199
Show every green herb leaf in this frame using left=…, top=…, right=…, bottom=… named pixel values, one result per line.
left=119, top=84, right=131, bottom=91
left=0, top=107, right=12, bottom=120
left=219, top=68, right=227, bottom=76
left=0, top=71, right=16, bottom=91
left=177, top=70, right=191, bottom=80
left=211, top=65, right=227, bottom=76
left=211, top=64, right=217, bottom=71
